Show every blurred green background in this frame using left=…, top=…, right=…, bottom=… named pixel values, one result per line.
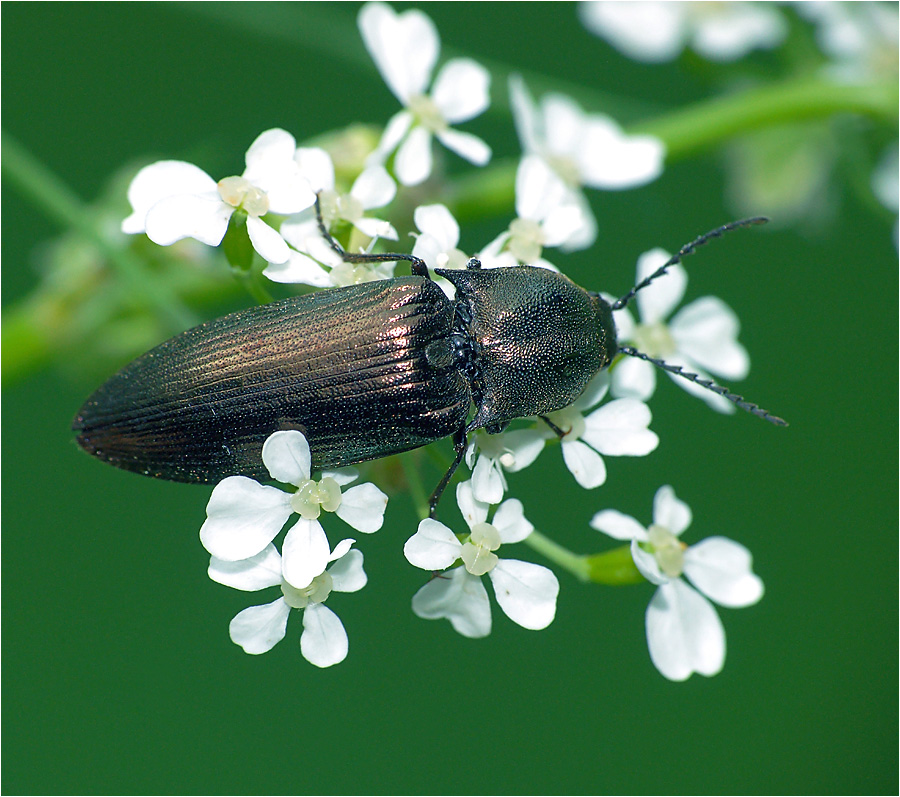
left=3, top=3, right=896, bottom=794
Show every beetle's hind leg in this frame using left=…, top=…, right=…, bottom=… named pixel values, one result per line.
left=314, top=192, right=430, bottom=277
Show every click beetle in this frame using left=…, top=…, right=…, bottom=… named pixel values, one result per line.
left=73, top=205, right=785, bottom=514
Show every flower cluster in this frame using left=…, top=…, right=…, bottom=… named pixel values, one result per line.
left=121, top=2, right=770, bottom=678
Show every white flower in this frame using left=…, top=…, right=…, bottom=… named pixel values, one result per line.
left=199, top=430, right=388, bottom=589
left=358, top=2, right=492, bottom=186
left=404, top=482, right=558, bottom=637
left=579, top=1, right=787, bottom=63
left=479, top=155, right=587, bottom=270
left=542, top=371, right=658, bottom=490
left=209, top=543, right=367, bottom=667
left=409, top=203, right=472, bottom=297
left=264, top=149, right=400, bottom=287
left=798, top=1, right=898, bottom=82
left=509, top=75, right=665, bottom=250
left=465, top=428, right=547, bottom=505
left=122, top=128, right=315, bottom=264
left=591, top=485, right=764, bottom=681
left=610, top=248, right=750, bottom=413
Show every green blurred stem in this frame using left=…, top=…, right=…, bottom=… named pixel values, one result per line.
left=2, top=131, right=196, bottom=330
left=400, top=455, right=431, bottom=522
left=633, top=75, right=898, bottom=160
left=524, top=530, right=591, bottom=582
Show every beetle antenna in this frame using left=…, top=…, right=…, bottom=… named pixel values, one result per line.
left=618, top=345, right=787, bottom=426
left=314, top=193, right=429, bottom=277
left=612, top=217, right=768, bottom=311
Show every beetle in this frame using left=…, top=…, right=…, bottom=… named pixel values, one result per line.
left=73, top=206, right=785, bottom=514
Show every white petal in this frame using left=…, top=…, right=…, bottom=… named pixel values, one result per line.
left=540, top=203, right=589, bottom=249
left=611, top=355, right=656, bottom=401
left=350, top=165, right=396, bottom=209
left=557, top=189, right=597, bottom=251
left=208, top=544, right=282, bottom=591
left=508, top=73, right=541, bottom=154
left=631, top=537, right=667, bottom=584
left=229, top=597, right=291, bottom=654
left=404, top=518, right=462, bottom=570
left=262, top=250, right=333, bottom=287
left=664, top=355, right=738, bottom=414
left=572, top=369, right=610, bottom=411
left=590, top=509, right=648, bottom=541
left=493, top=498, right=533, bottom=544
left=144, top=193, right=231, bottom=247
left=431, top=58, right=491, bottom=122
left=335, top=482, right=388, bottom=533
left=653, top=485, right=692, bottom=536
left=515, top=154, right=567, bottom=222
left=122, top=160, right=216, bottom=233
left=411, top=567, right=492, bottom=638
left=246, top=216, right=290, bottom=264
left=294, top=147, right=335, bottom=193
left=328, top=538, right=355, bottom=563
left=635, top=252, right=685, bottom=324
left=395, top=127, right=433, bottom=186
left=582, top=398, right=658, bottom=456
left=501, top=429, right=547, bottom=472
left=579, top=1, right=687, bottom=62
left=456, top=480, right=489, bottom=527
left=561, top=439, right=607, bottom=489
left=300, top=603, right=348, bottom=667
left=578, top=119, right=665, bottom=189
left=370, top=110, right=413, bottom=164
left=200, top=476, right=292, bottom=561
left=542, top=93, right=587, bottom=159
left=470, top=455, right=506, bottom=505
left=670, top=296, right=750, bottom=380
left=244, top=128, right=297, bottom=174
left=321, top=468, right=359, bottom=487
left=358, top=2, right=438, bottom=102
left=328, top=548, right=367, bottom=593
left=684, top=537, right=764, bottom=607
left=353, top=216, right=398, bottom=241
left=281, top=519, right=331, bottom=589
left=435, top=128, right=492, bottom=166
left=692, top=4, right=786, bottom=61
left=414, top=203, right=460, bottom=249
left=489, top=559, right=559, bottom=630
left=646, top=580, right=726, bottom=681
left=261, top=430, right=311, bottom=485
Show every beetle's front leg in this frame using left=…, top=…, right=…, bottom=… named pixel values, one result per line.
left=428, top=425, right=468, bottom=518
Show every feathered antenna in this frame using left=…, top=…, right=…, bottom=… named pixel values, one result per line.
left=613, top=216, right=787, bottom=426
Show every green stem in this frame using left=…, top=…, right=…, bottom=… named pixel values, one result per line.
left=523, top=530, right=591, bottom=582
left=2, top=131, right=197, bottom=330
left=400, top=455, right=431, bottom=522
left=630, top=75, right=898, bottom=160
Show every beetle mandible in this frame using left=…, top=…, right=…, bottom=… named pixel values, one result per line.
left=73, top=201, right=785, bottom=514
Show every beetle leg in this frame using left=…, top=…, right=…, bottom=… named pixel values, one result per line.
left=539, top=415, right=568, bottom=438
left=314, top=192, right=430, bottom=278
left=428, top=425, right=468, bottom=517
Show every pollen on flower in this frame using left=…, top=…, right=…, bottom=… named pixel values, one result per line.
left=461, top=521, right=502, bottom=576
left=217, top=176, right=270, bottom=216
left=282, top=570, right=334, bottom=609
left=290, top=476, right=343, bottom=519
left=647, top=523, right=686, bottom=578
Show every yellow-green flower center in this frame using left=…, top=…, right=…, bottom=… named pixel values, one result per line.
left=282, top=570, right=334, bottom=608
left=508, top=217, right=544, bottom=264
left=647, top=523, right=686, bottom=578
left=632, top=321, right=677, bottom=359
left=408, top=93, right=447, bottom=133
left=217, top=176, right=270, bottom=217
left=460, top=521, right=502, bottom=576
left=290, top=476, right=342, bottom=519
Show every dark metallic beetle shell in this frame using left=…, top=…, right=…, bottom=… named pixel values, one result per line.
left=73, top=266, right=619, bottom=484
left=73, top=277, right=470, bottom=482
left=439, top=266, right=616, bottom=430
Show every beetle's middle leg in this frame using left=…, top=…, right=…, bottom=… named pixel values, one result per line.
left=427, top=425, right=468, bottom=518
left=314, top=193, right=430, bottom=277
